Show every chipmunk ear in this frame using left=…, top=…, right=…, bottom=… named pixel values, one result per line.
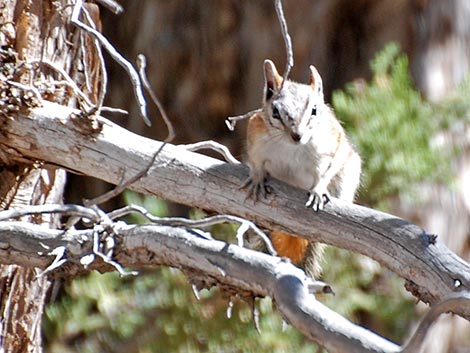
left=309, top=65, right=323, bottom=98
left=264, top=59, right=283, bottom=100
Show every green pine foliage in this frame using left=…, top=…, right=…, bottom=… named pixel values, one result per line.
left=327, top=42, right=470, bottom=343
left=44, top=269, right=320, bottom=353
left=321, top=247, right=416, bottom=343
left=332, top=42, right=462, bottom=208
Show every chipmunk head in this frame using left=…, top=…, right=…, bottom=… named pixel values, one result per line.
left=263, top=59, right=324, bottom=144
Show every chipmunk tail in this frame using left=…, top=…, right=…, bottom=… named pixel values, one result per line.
left=270, top=231, right=324, bottom=278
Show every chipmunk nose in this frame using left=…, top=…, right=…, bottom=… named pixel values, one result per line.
left=290, top=132, right=302, bottom=142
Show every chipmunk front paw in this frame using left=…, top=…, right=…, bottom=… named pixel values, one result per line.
left=241, top=176, right=273, bottom=201
left=306, top=185, right=331, bottom=212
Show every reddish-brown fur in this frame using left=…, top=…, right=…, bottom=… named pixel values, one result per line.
left=270, top=230, right=309, bottom=265
left=247, top=113, right=266, bottom=146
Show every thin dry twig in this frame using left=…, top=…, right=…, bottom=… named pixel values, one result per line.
left=225, top=108, right=262, bottom=131
left=36, top=246, right=67, bottom=278
left=191, top=284, right=201, bottom=300
left=275, top=0, right=294, bottom=86
left=28, top=58, right=95, bottom=107
left=251, top=298, right=261, bottom=334
left=225, top=0, right=293, bottom=131
left=71, top=0, right=150, bottom=126
left=34, top=79, right=83, bottom=98
left=226, top=298, right=234, bottom=319
left=108, top=204, right=277, bottom=255
left=91, top=223, right=138, bottom=276
left=179, top=141, right=240, bottom=164
left=137, top=54, right=175, bottom=142
left=83, top=144, right=164, bottom=207
left=83, top=51, right=178, bottom=205
left=79, top=29, right=93, bottom=96
left=100, top=106, right=128, bottom=114
left=81, top=4, right=108, bottom=116
left=401, top=291, right=470, bottom=353
left=6, top=80, right=42, bottom=103
left=307, top=280, right=334, bottom=295
left=0, top=204, right=100, bottom=222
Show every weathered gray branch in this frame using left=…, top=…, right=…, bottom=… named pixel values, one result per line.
left=1, top=220, right=466, bottom=353
left=2, top=101, right=470, bottom=312
left=1, top=100, right=470, bottom=309
left=2, top=101, right=470, bottom=352
left=0, top=221, right=395, bottom=353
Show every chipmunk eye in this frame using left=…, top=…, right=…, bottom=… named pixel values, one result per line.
left=272, top=106, right=281, bottom=120
left=311, top=105, right=317, bottom=116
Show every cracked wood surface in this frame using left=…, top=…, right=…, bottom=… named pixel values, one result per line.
left=0, top=221, right=405, bottom=353
left=1, top=101, right=470, bottom=319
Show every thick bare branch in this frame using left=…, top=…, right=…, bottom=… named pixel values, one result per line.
left=0, top=220, right=464, bottom=353
left=1, top=101, right=470, bottom=318
left=2, top=221, right=395, bottom=353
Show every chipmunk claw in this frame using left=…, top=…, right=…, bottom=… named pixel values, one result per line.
left=306, top=187, right=330, bottom=212
left=241, top=177, right=273, bottom=202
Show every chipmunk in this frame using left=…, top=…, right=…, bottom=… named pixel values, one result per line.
left=244, top=59, right=361, bottom=278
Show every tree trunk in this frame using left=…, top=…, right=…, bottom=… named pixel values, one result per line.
left=0, top=169, right=65, bottom=352
left=0, top=0, right=101, bottom=351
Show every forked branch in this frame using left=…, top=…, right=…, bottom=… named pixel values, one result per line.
left=1, top=101, right=469, bottom=319
left=0, top=215, right=467, bottom=353
left=71, top=0, right=150, bottom=125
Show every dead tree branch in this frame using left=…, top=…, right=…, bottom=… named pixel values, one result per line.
left=0, top=220, right=393, bottom=353
left=1, top=101, right=469, bottom=319
left=0, top=218, right=466, bottom=353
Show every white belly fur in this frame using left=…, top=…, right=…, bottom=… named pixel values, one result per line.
left=255, top=136, right=320, bottom=191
